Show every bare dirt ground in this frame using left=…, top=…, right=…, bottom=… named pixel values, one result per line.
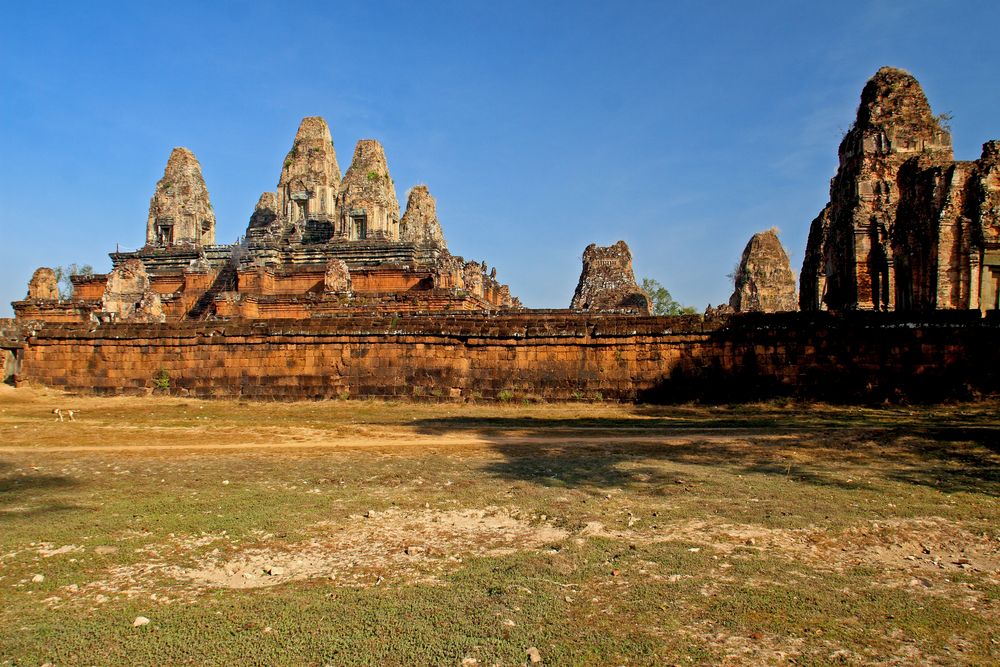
left=1, top=387, right=998, bottom=665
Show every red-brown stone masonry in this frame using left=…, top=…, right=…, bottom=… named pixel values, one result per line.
left=15, top=312, right=999, bottom=401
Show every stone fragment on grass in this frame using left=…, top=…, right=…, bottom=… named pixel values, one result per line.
left=527, top=646, right=543, bottom=663
left=31, top=574, right=45, bottom=583
left=132, top=616, right=150, bottom=627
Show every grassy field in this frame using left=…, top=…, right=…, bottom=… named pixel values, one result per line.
left=0, top=386, right=997, bottom=665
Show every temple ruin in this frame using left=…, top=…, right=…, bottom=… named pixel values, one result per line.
left=801, top=67, right=1000, bottom=312
left=13, top=116, right=518, bottom=322
left=570, top=241, right=651, bottom=314
left=7, top=69, right=1000, bottom=403
left=729, top=229, right=797, bottom=313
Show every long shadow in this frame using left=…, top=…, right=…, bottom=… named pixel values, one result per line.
left=412, top=415, right=1000, bottom=497
left=0, top=461, right=81, bottom=520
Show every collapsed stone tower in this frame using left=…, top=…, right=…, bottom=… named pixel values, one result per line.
left=146, top=148, right=216, bottom=247
left=801, top=66, right=1000, bottom=312
left=570, top=241, right=651, bottom=314
left=246, top=192, right=280, bottom=241
left=400, top=185, right=447, bottom=250
left=101, top=259, right=164, bottom=322
left=729, top=229, right=797, bottom=312
left=338, top=140, right=400, bottom=241
left=26, top=268, right=60, bottom=300
left=277, top=116, right=341, bottom=226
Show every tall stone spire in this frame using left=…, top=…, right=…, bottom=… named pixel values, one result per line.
left=146, top=147, right=216, bottom=247
left=400, top=185, right=447, bottom=250
left=277, top=117, right=342, bottom=225
left=800, top=67, right=953, bottom=311
left=729, top=229, right=797, bottom=312
left=338, top=139, right=400, bottom=241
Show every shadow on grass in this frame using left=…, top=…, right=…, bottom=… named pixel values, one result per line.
left=412, top=415, right=1000, bottom=497
left=0, top=460, right=81, bottom=519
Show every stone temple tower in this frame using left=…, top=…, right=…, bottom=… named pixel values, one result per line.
left=800, top=67, right=953, bottom=311
left=277, top=117, right=342, bottom=227
left=338, top=139, right=400, bottom=241
left=146, top=147, right=216, bottom=247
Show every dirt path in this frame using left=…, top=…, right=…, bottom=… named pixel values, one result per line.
left=0, top=431, right=800, bottom=453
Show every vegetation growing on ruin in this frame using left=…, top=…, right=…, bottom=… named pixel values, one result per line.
left=52, top=264, right=94, bottom=299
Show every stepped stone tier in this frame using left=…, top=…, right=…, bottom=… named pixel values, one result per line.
left=801, top=67, right=1000, bottom=312
left=13, top=116, right=519, bottom=323
left=729, top=229, right=798, bottom=313
left=570, top=241, right=651, bottom=314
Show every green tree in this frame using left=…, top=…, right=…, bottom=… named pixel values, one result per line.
left=53, top=264, right=94, bottom=299
left=641, top=277, right=697, bottom=316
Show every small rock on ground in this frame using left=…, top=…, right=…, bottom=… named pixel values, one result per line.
left=133, top=616, right=151, bottom=627
left=527, top=646, right=542, bottom=663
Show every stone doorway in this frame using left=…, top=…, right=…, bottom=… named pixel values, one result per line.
left=983, top=265, right=1000, bottom=310
left=352, top=214, right=367, bottom=240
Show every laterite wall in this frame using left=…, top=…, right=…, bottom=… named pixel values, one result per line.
left=12, top=311, right=1000, bottom=402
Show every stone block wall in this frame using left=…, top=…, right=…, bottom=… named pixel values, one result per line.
left=13, top=312, right=1000, bottom=403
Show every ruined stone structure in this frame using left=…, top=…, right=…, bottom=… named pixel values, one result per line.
left=729, top=230, right=797, bottom=312
left=9, top=74, right=1000, bottom=404
left=277, top=117, right=341, bottom=229
left=400, top=186, right=447, bottom=250
left=13, top=116, right=518, bottom=323
left=100, top=259, right=165, bottom=323
left=338, top=140, right=400, bottom=241
left=146, top=147, right=216, bottom=247
left=801, top=67, right=1000, bottom=312
left=10, top=312, right=1000, bottom=403
left=570, top=241, right=651, bottom=314
left=26, top=268, right=59, bottom=301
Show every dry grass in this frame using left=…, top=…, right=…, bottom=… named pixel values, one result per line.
left=0, top=386, right=998, bottom=665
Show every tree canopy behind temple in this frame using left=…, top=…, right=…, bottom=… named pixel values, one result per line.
left=640, top=278, right=697, bottom=316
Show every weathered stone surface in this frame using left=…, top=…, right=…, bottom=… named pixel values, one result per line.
left=16, top=312, right=1000, bottom=404
left=247, top=192, right=280, bottom=240
left=729, top=229, right=797, bottom=312
left=101, top=259, right=164, bottom=322
left=400, top=185, right=447, bottom=250
left=338, top=140, right=400, bottom=241
left=802, top=66, right=1000, bottom=312
left=463, top=261, right=484, bottom=298
left=570, top=241, right=651, bottom=314
left=277, top=117, right=341, bottom=226
left=146, top=147, right=216, bottom=247
left=802, top=67, right=953, bottom=311
left=27, top=268, right=60, bottom=300
left=799, top=206, right=831, bottom=311
left=19, top=119, right=518, bottom=323
left=323, top=259, right=352, bottom=293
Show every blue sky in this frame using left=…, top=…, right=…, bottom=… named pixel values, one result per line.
left=2, top=1, right=999, bottom=316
